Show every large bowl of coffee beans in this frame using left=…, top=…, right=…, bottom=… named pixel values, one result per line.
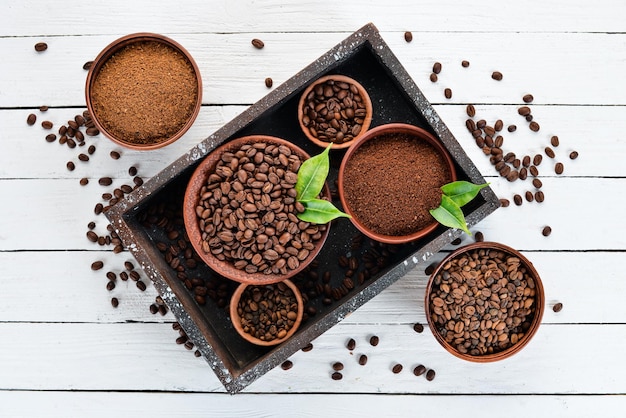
left=425, top=242, right=545, bottom=362
left=230, top=279, right=304, bottom=346
left=338, top=123, right=457, bottom=244
left=298, top=74, right=373, bottom=149
left=183, top=135, right=330, bottom=285
left=85, top=33, right=202, bottom=150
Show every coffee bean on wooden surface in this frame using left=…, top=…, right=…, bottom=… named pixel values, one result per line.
left=550, top=135, right=560, bottom=147
left=41, top=120, right=53, bottom=129
left=128, top=166, right=138, bottom=176
left=45, top=133, right=56, bottom=142
left=429, top=73, right=438, bottom=82
left=404, top=31, right=413, bottom=42
left=491, top=71, right=503, bottom=81
left=507, top=124, right=517, bottom=132
left=331, top=372, right=343, bottom=380
left=281, top=360, right=293, bottom=370
left=110, top=150, right=121, bottom=160
left=542, top=226, right=552, bottom=236
left=513, top=194, right=523, bottom=206
left=525, top=191, right=534, bottom=202
left=83, top=61, right=93, bottom=70
left=91, top=261, right=104, bottom=271
left=136, top=281, right=147, bottom=291
left=518, top=106, right=531, bottom=116
left=533, top=154, right=543, bottom=165
left=346, top=338, right=356, bottom=350
left=106, top=281, right=115, bottom=291
left=569, top=151, right=579, bottom=160
left=88, top=145, right=96, bottom=155
left=555, top=162, right=564, bottom=175
left=450, top=237, right=462, bottom=246
left=86, top=231, right=98, bottom=242
left=302, top=343, right=313, bottom=352
left=553, top=302, right=563, bottom=312
left=98, top=177, right=113, bottom=186
left=535, top=191, right=545, bottom=202
left=66, top=161, right=75, bottom=171
left=251, top=38, right=265, bottom=49
left=426, top=369, right=436, bottom=381
left=474, top=231, right=484, bottom=242
left=358, top=354, right=368, bottom=365
left=34, top=42, right=48, bottom=52
left=78, top=153, right=89, bottom=162
left=392, top=364, right=403, bottom=374
left=86, top=127, right=100, bottom=136
left=432, top=62, right=442, bottom=74
left=413, top=365, right=427, bottom=376
left=466, top=104, right=476, bottom=117
left=27, top=113, right=37, bottom=125
left=523, top=94, right=534, bottom=103
left=413, top=323, right=424, bottom=333
left=461, top=60, right=470, bottom=67
left=499, top=198, right=510, bottom=207
left=369, top=335, right=379, bottom=346
left=264, top=77, right=273, bottom=88
left=149, top=304, right=159, bottom=314
left=529, top=121, right=540, bottom=132
left=444, top=88, right=452, bottom=99
left=111, top=297, right=119, bottom=308
left=332, top=362, right=344, bottom=371
left=544, top=147, right=555, bottom=158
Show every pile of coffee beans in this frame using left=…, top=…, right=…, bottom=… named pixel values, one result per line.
left=235, top=282, right=300, bottom=342
left=428, top=247, right=538, bottom=356
left=300, top=77, right=369, bottom=144
left=195, top=141, right=326, bottom=275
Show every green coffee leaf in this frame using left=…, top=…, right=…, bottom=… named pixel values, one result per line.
left=297, top=198, right=351, bottom=224
left=296, top=143, right=331, bottom=202
left=429, top=195, right=471, bottom=235
left=441, top=181, right=489, bottom=208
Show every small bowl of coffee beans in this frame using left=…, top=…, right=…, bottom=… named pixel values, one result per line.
left=230, top=279, right=304, bottom=346
left=298, top=74, right=373, bottom=149
left=425, top=241, right=545, bottom=362
left=85, top=33, right=202, bottom=150
left=183, top=135, right=331, bottom=285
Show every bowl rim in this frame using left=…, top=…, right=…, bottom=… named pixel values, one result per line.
left=337, top=122, right=457, bottom=244
left=183, top=134, right=331, bottom=285
left=85, top=32, right=203, bottom=150
left=297, top=74, right=373, bottom=149
left=229, top=279, right=304, bottom=346
left=424, top=241, right=545, bottom=362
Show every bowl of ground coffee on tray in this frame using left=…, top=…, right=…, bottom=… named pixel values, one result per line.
left=86, top=33, right=202, bottom=150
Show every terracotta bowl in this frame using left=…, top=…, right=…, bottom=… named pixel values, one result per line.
left=85, top=33, right=202, bottom=150
left=229, top=279, right=304, bottom=346
left=298, top=74, right=373, bottom=149
left=337, top=123, right=457, bottom=244
left=183, top=135, right=331, bottom=285
left=425, top=241, right=545, bottom=362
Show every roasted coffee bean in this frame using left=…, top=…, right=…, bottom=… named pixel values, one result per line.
left=136, top=281, right=147, bottom=291
left=544, top=147, right=555, bottom=158
left=535, top=191, right=545, bottom=202
left=404, top=31, right=413, bottom=42
left=522, top=94, right=534, bottom=103
left=474, top=231, right=484, bottom=242
left=111, top=297, right=119, bottom=308
left=432, top=62, right=442, bottom=74
left=281, top=360, right=293, bottom=370
left=529, top=165, right=539, bottom=177
left=358, top=354, right=368, bottom=365
left=513, top=194, right=523, bottom=206
left=264, top=77, right=273, bottom=88
left=525, top=191, right=534, bottom=202
left=94, top=203, right=103, bottom=215
left=555, top=162, right=564, bottom=175
left=78, top=153, right=89, bottom=162
left=550, top=135, right=560, bottom=147
left=491, top=71, right=503, bottom=81
left=332, top=362, right=344, bottom=371
left=451, top=237, right=462, bottom=246
left=413, top=365, right=427, bottom=376
left=466, top=104, right=476, bottom=117
left=27, top=113, right=37, bottom=125
left=569, top=151, right=579, bottom=160
left=529, top=121, right=540, bottom=132
left=532, top=178, right=543, bottom=189
left=429, top=73, right=438, bottom=82
left=127, top=166, right=138, bottom=177
left=462, top=60, right=470, bottom=67
left=494, top=119, right=503, bottom=132
left=392, top=364, right=403, bottom=374
left=106, top=281, right=115, bottom=291
left=499, top=198, right=510, bottom=207
left=130, top=271, right=140, bottom=281
left=86, top=127, right=100, bottom=136
left=507, top=124, right=517, bottom=132
left=553, top=302, right=563, bottom=313
left=45, top=133, right=56, bottom=142
left=251, top=38, right=265, bottom=49
left=124, top=261, right=134, bottom=271
left=83, top=61, right=93, bottom=70
left=302, top=343, right=313, bottom=352
left=369, top=335, right=379, bottom=346
left=413, top=323, right=424, bottom=333
left=331, top=372, right=343, bottom=380
left=518, top=106, right=531, bottom=116
left=533, top=154, right=543, bottom=166
left=542, top=226, right=552, bottom=236
left=66, top=161, right=75, bottom=171
left=87, top=221, right=96, bottom=230
left=426, top=369, right=436, bottom=381
left=346, top=338, right=356, bottom=350
left=110, top=151, right=121, bottom=160
left=149, top=304, right=159, bottom=314
left=34, top=42, right=48, bottom=52
left=91, top=261, right=104, bottom=271
left=444, top=88, right=452, bottom=99
left=41, top=121, right=53, bottom=129
left=88, top=145, right=96, bottom=155
left=99, top=177, right=113, bottom=186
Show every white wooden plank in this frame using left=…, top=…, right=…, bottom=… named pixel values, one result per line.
left=1, top=104, right=622, bottom=179
left=2, top=0, right=624, bottom=36
left=1, top=391, right=624, bottom=418
left=0, top=322, right=623, bottom=394
left=0, top=250, right=620, bottom=325
left=1, top=32, right=625, bottom=107
left=0, top=177, right=622, bottom=251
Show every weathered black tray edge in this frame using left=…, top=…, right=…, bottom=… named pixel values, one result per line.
left=105, top=22, right=500, bottom=393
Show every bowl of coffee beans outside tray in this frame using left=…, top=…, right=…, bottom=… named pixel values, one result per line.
left=338, top=123, right=457, bottom=244
left=425, top=241, right=545, bottom=362
left=183, top=135, right=331, bottom=286
left=230, top=279, right=304, bottom=346
left=298, top=74, right=373, bottom=149
left=85, top=33, right=202, bottom=150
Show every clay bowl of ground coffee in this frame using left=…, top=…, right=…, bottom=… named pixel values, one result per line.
left=230, top=279, right=304, bottom=346
left=183, top=135, right=330, bottom=285
left=298, top=74, right=373, bottom=149
left=425, top=241, right=545, bottom=362
left=338, top=123, right=457, bottom=244
left=86, top=33, right=202, bottom=150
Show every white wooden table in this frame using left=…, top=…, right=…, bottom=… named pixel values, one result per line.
left=1, top=1, right=625, bottom=416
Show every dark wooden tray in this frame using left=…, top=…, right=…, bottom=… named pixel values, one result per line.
left=105, top=23, right=500, bottom=393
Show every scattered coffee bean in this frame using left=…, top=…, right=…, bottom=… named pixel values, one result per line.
left=491, top=71, right=503, bottom=81
left=302, top=343, right=313, bottom=352
left=518, top=106, right=531, bottom=116
left=542, top=226, right=552, bottom=236
left=331, top=372, right=343, bottom=380
left=552, top=302, right=563, bottom=313
left=110, top=150, right=121, bottom=160
left=111, top=297, right=119, bottom=308
left=466, top=104, right=476, bottom=118
left=264, top=77, right=273, bottom=88
left=88, top=145, right=96, bottom=155
left=413, top=323, right=424, bottom=333
left=124, top=261, right=134, bottom=271
left=450, top=237, right=462, bottom=245
left=404, top=31, right=413, bottom=42
left=149, top=304, right=159, bottom=314
left=413, top=365, right=426, bottom=376
left=429, top=73, right=438, bottom=82
left=34, top=42, right=48, bottom=52
left=136, top=281, right=147, bottom=291
left=94, top=203, right=103, bottom=215
left=474, top=231, right=484, bottom=242
left=532, top=178, right=543, bottom=189
left=45, top=133, right=56, bottom=142
left=106, top=281, right=115, bottom=291
left=529, top=121, right=540, bottom=132
left=535, top=191, right=545, bottom=202
left=128, top=166, right=138, bottom=176
left=41, top=121, right=53, bottom=129
left=347, top=338, right=356, bottom=350
left=569, top=151, right=579, bottom=160
left=513, top=194, right=523, bottom=206
left=507, top=125, right=517, bottom=132
left=432, top=62, right=442, bottom=74
left=555, top=162, right=564, bottom=175
left=91, top=261, right=104, bottom=271
left=66, top=161, right=75, bottom=171
left=533, top=154, right=543, bottom=166
left=332, top=362, right=344, bottom=371
left=27, top=113, right=37, bottom=125
left=86, top=127, right=100, bottom=136
left=444, top=88, right=452, bottom=99
left=544, top=147, right=555, bottom=158
left=525, top=191, right=534, bottom=202
left=494, top=119, right=503, bottom=132
left=281, top=360, right=293, bottom=370
left=78, top=153, right=89, bottom=162
left=251, top=38, right=265, bottom=49
left=461, top=60, right=470, bottom=67
left=550, top=135, right=560, bottom=147
left=426, top=369, right=436, bottom=381
left=369, top=335, right=379, bottom=346
left=392, top=364, right=403, bottom=374
left=99, top=177, right=113, bottom=186
left=86, top=231, right=98, bottom=242
left=499, top=198, right=510, bottom=207
left=522, top=94, right=534, bottom=103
